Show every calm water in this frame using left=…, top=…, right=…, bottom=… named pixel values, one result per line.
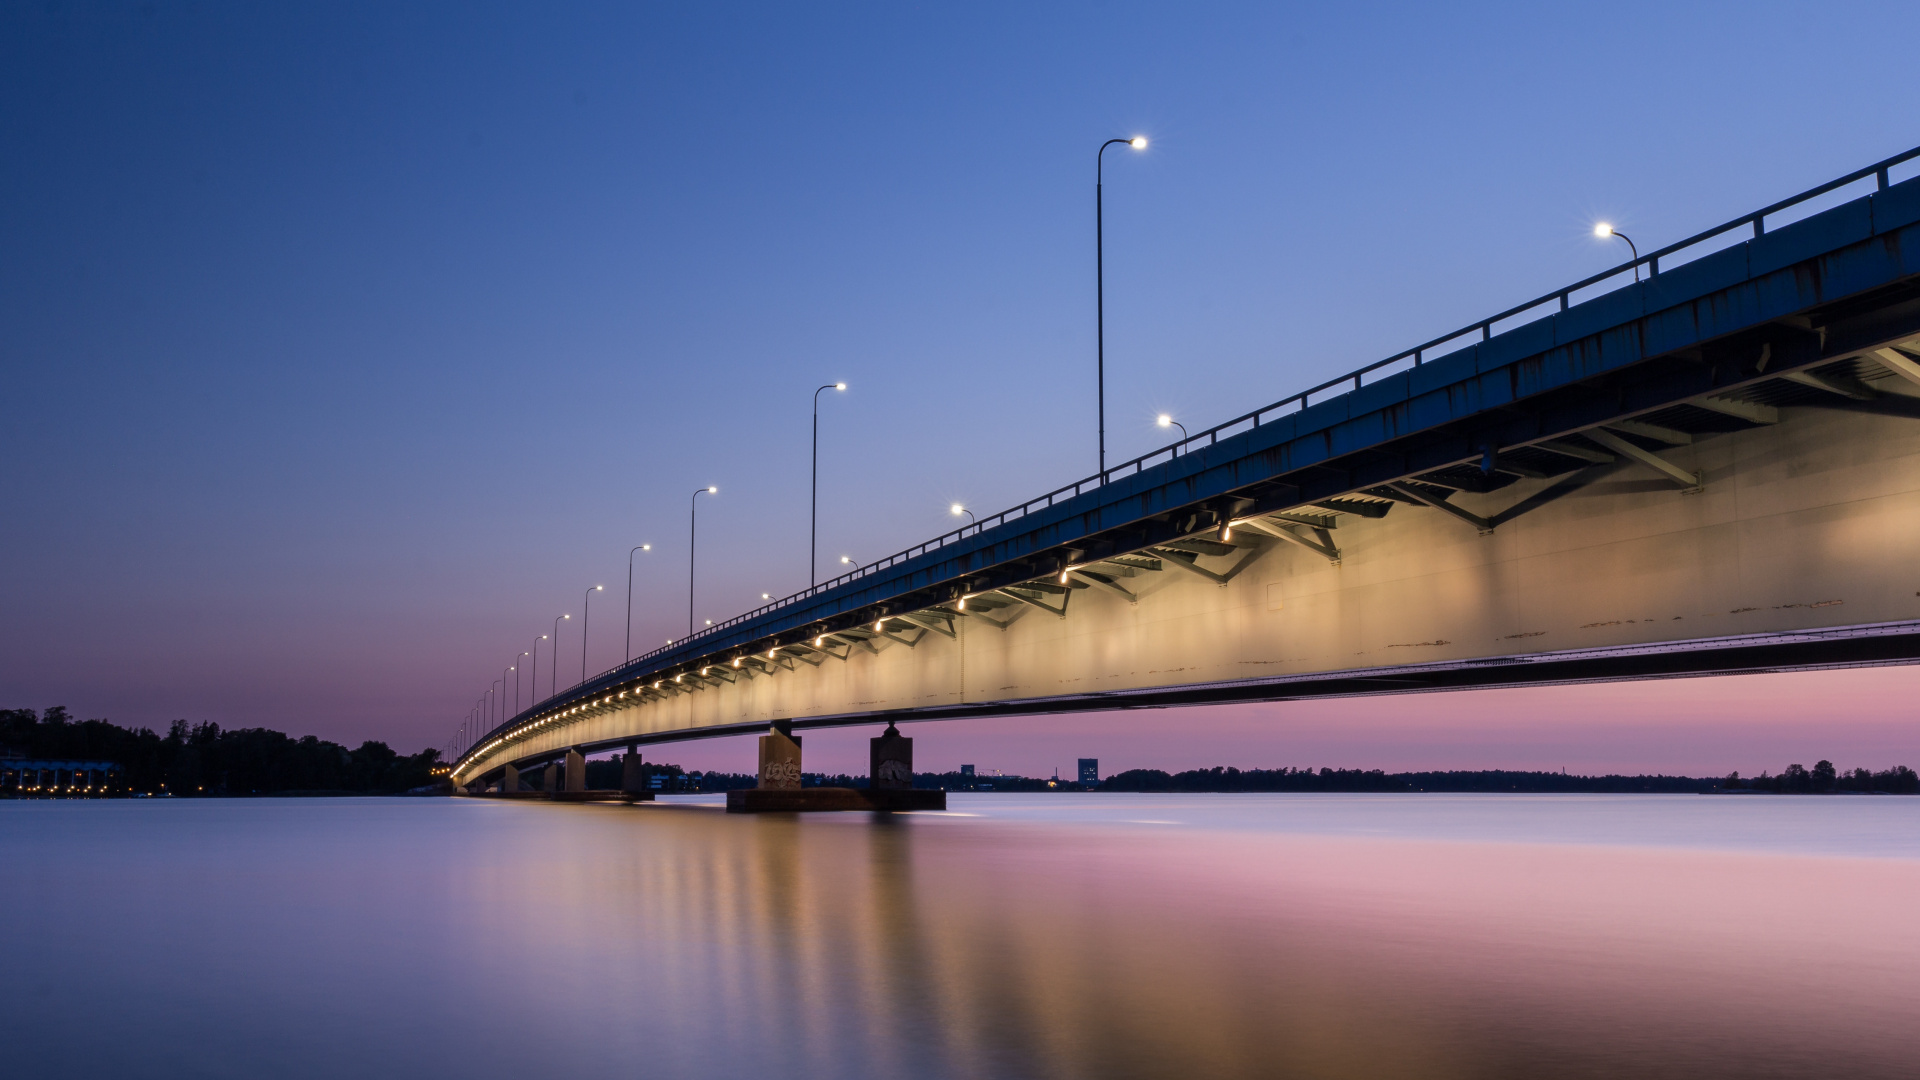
left=3, top=793, right=1917, bottom=1079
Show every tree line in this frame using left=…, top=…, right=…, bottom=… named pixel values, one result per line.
left=1724, top=761, right=1920, bottom=794
left=2, top=707, right=443, bottom=795
left=1096, top=764, right=1920, bottom=794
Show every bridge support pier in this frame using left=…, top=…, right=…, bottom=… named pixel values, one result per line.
left=541, top=762, right=558, bottom=792
left=564, top=749, right=586, bottom=793
left=727, top=721, right=943, bottom=813
left=870, top=723, right=912, bottom=790
left=621, top=746, right=645, bottom=796
left=757, top=723, right=803, bottom=790
left=501, top=765, right=520, bottom=793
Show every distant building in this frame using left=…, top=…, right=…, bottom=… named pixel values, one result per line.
left=960, top=764, right=975, bottom=777
left=1078, top=758, right=1098, bottom=784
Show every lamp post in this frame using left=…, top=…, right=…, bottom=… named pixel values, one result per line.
left=689, top=486, right=715, bottom=636
left=625, top=544, right=651, bottom=663
left=551, top=615, right=570, bottom=697
left=530, top=635, right=546, bottom=706
left=1595, top=223, right=1641, bottom=282
left=502, top=666, right=514, bottom=722
left=581, top=585, right=603, bottom=686
left=516, top=653, right=527, bottom=713
left=812, top=382, right=846, bottom=586
left=1097, top=135, right=1148, bottom=477
left=950, top=503, right=976, bottom=527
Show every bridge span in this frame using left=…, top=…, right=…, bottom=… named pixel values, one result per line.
left=453, top=145, right=1920, bottom=791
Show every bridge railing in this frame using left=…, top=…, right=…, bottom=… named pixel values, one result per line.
left=461, top=142, right=1920, bottom=765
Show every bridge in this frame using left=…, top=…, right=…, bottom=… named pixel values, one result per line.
left=451, top=144, right=1920, bottom=797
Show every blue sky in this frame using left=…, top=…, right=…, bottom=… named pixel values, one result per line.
left=4, top=0, right=1918, bottom=771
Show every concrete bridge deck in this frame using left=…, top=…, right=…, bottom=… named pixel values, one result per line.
left=453, top=145, right=1920, bottom=789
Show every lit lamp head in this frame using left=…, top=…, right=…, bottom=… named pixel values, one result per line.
left=1594, top=223, right=1615, bottom=238
left=1157, top=414, right=1172, bottom=427
left=840, top=556, right=852, bottom=565
left=950, top=503, right=965, bottom=516
left=835, top=382, right=847, bottom=391
left=707, top=486, right=717, bottom=494
left=1130, top=136, right=1147, bottom=149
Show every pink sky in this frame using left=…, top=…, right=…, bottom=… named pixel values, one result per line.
left=637, top=665, right=1920, bottom=779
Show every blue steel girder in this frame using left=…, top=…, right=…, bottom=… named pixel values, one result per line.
left=463, top=166, right=1920, bottom=769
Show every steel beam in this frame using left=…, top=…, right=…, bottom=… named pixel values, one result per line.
left=1582, top=428, right=1701, bottom=490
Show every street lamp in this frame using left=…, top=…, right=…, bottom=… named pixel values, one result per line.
left=1097, top=135, right=1148, bottom=477
left=516, top=653, right=528, bottom=713
left=625, top=544, right=651, bottom=663
left=812, top=382, right=846, bottom=586
left=690, top=486, right=716, bottom=636
left=502, top=666, right=515, bottom=722
left=551, top=615, right=570, bottom=697
left=581, top=584, right=604, bottom=686
left=1594, top=223, right=1641, bottom=282
left=1157, top=413, right=1189, bottom=454
left=530, top=634, right=547, bottom=706
left=950, top=503, right=976, bottom=527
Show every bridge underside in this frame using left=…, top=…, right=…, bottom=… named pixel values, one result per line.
left=459, top=377, right=1920, bottom=782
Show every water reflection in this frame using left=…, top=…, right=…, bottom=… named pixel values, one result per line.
left=2, top=795, right=1917, bottom=1079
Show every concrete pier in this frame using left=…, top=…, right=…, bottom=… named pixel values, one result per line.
left=870, top=723, right=912, bottom=790
left=728, top=721, right=944, bottom=813
left=564, top=749, right=586, bottom=793
left=621, top=747, right=645, bottom=795
left=756, top=724, right=802, bottom=790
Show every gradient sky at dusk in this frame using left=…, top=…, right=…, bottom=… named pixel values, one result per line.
left=5, top=1, right=1919, bottom=775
